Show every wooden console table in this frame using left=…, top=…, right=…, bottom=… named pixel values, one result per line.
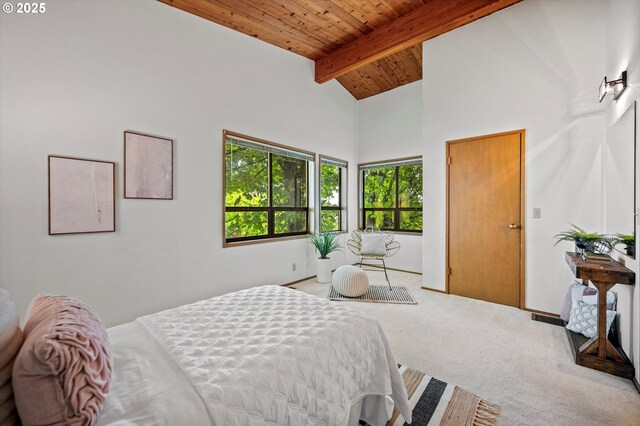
left=565, top=252, right=635, bottom=378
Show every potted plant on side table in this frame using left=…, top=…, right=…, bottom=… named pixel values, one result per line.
left=612, top=233, right=635, bottom=257
left=553, top=223, right=613, bottom=255
left=309, top=232, right=341, bottom=283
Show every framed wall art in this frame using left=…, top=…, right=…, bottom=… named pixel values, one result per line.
left=48, top=155, right=116, bottom=235
left=124, top=131, right=173, bottom=199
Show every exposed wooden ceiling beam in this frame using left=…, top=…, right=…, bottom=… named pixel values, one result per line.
left=315, top=0, right=523, bottom=84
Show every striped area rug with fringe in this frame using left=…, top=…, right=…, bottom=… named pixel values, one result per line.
left=386, top=365, right=500, bottom=426
left=327, top=285, right=417, bottom=305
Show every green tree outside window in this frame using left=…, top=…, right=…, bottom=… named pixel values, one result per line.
left=361, top=161, right=422, bottom=232
left=225, top=138, right=310, bottom=242
left=320, top=163, right=342, bottom=232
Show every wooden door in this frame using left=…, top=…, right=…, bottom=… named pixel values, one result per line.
left=447, top=130, right=524, bottom=307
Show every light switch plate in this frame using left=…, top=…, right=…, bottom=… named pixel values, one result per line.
left=532, top=208, right=541, bottom=219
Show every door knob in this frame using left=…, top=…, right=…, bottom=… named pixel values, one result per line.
left=509, top=223, right=521, bottom=229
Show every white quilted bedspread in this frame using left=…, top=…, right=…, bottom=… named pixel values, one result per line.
left=137, top=285, right=410, bottom=426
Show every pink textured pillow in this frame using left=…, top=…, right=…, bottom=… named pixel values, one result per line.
left=13, top=295, right=111, bottom=425
left=0, top=288, right=24, bottom=426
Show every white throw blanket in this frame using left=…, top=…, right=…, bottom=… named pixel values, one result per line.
left=137, top=285, right=411, bottom=426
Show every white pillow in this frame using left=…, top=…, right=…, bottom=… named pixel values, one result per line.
left=566, top=300, right=616, bottom=339
left=570, top=285, right=617, bottom=309
left=361, top=234, right=386, bottom=256
left=581, top=289, right=617, bottom=308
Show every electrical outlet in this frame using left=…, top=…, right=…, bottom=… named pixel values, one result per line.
left=292, top=263, right=296, bottom=272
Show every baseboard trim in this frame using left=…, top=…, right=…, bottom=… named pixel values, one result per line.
left=420, top=286, right=447, bottom=294
left=633, top=377, right=640, bottom=394
left=524, top=308, right=560, bottom=318
left=351, top=263, right=422, bottom=275
left=285, top=264, right=421, bottom=287
left=281, top=276, right=315, bottom=287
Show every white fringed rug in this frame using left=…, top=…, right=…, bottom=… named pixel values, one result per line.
left=327, top=285, right=417, bottom=305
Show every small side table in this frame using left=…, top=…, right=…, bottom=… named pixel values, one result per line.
left=565, top=252, right=635, bottom=379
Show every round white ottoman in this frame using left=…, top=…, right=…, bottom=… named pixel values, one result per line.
left=332, top=265, right=369, bottom=297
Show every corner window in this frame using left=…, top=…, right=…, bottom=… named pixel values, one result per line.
left=319, top=156, right=347, bottom=232
left=359, top=157, right=423, bottom=232
left=224, top=131, right=314, bottom=244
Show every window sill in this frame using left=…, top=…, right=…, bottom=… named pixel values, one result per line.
left=394, top=231, right=423, bottom=236
left=357, top=229, right=423, bottom=236
left=223, top=234, right=310, bottom=248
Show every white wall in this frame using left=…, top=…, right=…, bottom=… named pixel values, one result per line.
left=603, top=0, right=640, bottom=383
left=356, top=81, right=423, bottom=273
left=422, top=0, right=606, bottom=315
left=0, top=0, right=357, bottom=327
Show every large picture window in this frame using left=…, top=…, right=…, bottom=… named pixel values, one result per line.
left=319, top=156, right=347, bottom=232
left=360, top=157, right=423, bottom=232
left=224, top=131, right=314, bottom=244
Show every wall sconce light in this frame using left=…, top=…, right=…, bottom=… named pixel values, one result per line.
left=599, top=71, right=627, bottom=102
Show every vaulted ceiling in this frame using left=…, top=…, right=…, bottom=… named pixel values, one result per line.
left=158, top=0, right=522, bottom=100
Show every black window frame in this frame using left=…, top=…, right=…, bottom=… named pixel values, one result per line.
left=319, top=156, right=348, bottom=233
left=360, top=157, right=423, bottom=233
left=224, top=130, right=314, bottom=245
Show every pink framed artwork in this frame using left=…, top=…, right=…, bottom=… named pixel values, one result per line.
left=48, top=155, right=116, bottom=235
left=124, top=131, right=173, bottom=200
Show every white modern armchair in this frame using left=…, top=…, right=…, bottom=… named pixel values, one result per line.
left=346, top=227, right=401, bottom=289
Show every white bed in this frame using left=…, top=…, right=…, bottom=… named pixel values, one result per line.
left=97, top=285, right=411, bottom=426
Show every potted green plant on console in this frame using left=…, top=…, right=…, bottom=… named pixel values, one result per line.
left=553, top=223, right=613, bottom=255
left=309, top=232, right=342, bottom=283
left=612, top=233, right=635, bottom=257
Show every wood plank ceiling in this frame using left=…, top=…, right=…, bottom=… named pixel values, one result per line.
left=157, top=0, right=521, bottom=100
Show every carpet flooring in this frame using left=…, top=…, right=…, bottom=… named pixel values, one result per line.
left=293, top=271, right=640, bottom=425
